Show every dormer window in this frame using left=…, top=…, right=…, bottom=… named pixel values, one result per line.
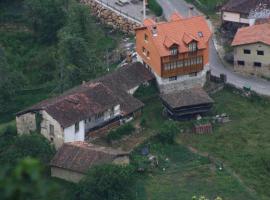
left=198, top=32, right=203, bottom=38
left=170, top=48, right=178, bottom=55
left=152, top=26, right=157, bottom=36
left=189, top=42, right=197, bottom=52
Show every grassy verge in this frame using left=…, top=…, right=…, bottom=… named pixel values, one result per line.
left=179, top=87, right=270, bottom=199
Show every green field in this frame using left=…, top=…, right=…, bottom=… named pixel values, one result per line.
left=133, top=143, right=256, bottom=200
left=129, top=86, right=264, bottom=200
left=179, top=87, right=270, bottom=199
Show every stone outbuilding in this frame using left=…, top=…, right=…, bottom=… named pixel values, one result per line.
left=50, top=142, right=130, bottom=183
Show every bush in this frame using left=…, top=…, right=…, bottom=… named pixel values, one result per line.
left=0, top=133, right=55, bottom=166
left=106, top=123, right=135, bottom=142
left=155, top=122, right=179, bottom=144
left=148, top=0, right=163, bottom=17
left=77, top=164, right=135, bottom=200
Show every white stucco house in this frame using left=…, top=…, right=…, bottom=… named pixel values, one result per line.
left=16, top=62, right=154, bottom=149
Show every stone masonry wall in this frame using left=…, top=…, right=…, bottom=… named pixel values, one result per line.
left=16, top=112, right=37, bottom=135
left=80, top=0, right=141, bottom=34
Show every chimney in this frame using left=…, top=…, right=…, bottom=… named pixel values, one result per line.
left=189, top=6, right=194, bottom=17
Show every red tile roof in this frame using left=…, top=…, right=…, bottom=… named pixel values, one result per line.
left=231, top=23, right=270, bottom=46
left=140, top=14, right=212, bottom=57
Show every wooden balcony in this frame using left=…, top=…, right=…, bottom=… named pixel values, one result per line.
left=161, top=50, right=204, bottom=64
left=161, top=63, right=204, bottom=78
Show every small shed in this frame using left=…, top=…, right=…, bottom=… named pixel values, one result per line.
left=160, top=87, right=214, bottom=120
left=50, top=142, right=129, bottom=183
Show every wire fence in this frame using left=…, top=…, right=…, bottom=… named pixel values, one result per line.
left=95, top=0, right=142, bottom=24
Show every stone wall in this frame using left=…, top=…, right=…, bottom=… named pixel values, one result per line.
left=16, top=112, right=37, bottom=135
left=40, top=110, right=65, bottom=149
left=80, top=0, right=141, bottom=34
left=51, top=167, right=85, bottom=183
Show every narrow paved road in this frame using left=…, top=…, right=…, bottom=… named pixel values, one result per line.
left=157, top=0, right=270, bottom=96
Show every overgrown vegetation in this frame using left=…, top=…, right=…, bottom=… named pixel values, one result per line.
left=148, top=0, right=163, bottom=17
left=77, top=164, right=135, bottom=200
left=0, top=127, right=55, bottom=167
left=0, top=0, right=121, bottom=122
left=106, top=123, right=135, bottom=142
left=185, top=0, right=227, bottom=15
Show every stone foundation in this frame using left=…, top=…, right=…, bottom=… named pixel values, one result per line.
left=80, top=0, right=141, bottom=34
left=156, top=66, right=210, bottom=94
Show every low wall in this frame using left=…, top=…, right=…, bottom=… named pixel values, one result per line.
left=80, top=0, right=141, bottom=34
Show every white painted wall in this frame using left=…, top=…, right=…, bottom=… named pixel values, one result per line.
left=84, top=105, right=121, bottom=133
left=64, top=120, right=85, bottom=143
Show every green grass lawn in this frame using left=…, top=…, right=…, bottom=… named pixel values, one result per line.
left=130, top=85, right=260, bottom=200
left=179, top=87, right=270, bottom=199
left=132, top=142, right=256, bottom=200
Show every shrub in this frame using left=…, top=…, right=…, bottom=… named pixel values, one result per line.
left=155, top=122, right=179, bottom=144
left=0, top=133, right=55, bottom=166
left=77, top=164, right=135, bottom=200
left=148, top=0, right=163, bottom=17
left=106, top=123, right=135, bottom=142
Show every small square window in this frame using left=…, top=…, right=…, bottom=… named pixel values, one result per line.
left=243, top=49, right=251, bottom=54
left=237, top=60, right=245, bottom=66
left=257, top=50, right=264, bottom=55
left=254, top=62, right=262, bottom=67
left=198, top=32, right=203, bottom=38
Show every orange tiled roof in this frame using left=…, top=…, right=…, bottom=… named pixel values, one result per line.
left=232, top=23, right=270, bottom=46
left=140, top=14, right=212, bottom=56
left=170, top=12, right=184, bottom=21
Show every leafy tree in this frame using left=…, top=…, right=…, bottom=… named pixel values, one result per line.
left=24, top=0, right=67, bottom=43
left=0, top=47, right=23, bottom=113
left=77, top=164, right=135, bottom=200
left=56, top=2, right=105, bottom=90
left=0, top=133, right=55, bottom=166
left=0, top=158, right=60, bottom=200
left=156, top=121, right=179, bottom=144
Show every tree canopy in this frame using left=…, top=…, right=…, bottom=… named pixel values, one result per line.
left=77, top=164, right=135, bottom=200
